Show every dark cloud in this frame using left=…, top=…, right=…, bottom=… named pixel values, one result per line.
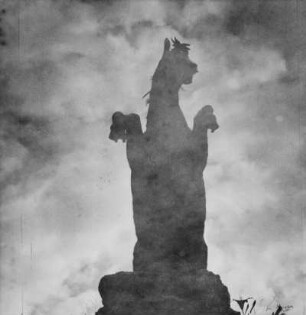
left=224, top=0, right=306, bottom=116
left=0, top=71, right=58, bottom=193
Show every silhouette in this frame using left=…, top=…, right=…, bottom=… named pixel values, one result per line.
left=249, top=300, right=257, bottom=314
left=233, top=298, right=256, bottom=315
left=97, top=38, right=237, bottom=315
left=273, top=305, right=283, bottom=315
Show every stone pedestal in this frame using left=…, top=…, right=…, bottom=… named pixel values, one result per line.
left=96, top=270, right=238, bottom=315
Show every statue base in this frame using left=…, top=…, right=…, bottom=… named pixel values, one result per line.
left=96, top=269, right=239, bottom=315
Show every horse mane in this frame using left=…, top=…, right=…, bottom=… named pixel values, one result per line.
left=171, top=37, right=190, bottom=53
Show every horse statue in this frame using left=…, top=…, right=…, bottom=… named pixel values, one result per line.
left=97, top=38, right=239, bottom=315
left=109, top=38, right=218, bottom=273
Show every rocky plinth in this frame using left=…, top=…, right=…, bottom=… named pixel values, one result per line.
left=96, top=270, right=238, bottom=315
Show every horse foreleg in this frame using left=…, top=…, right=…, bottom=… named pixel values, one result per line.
left=109, top=112, right=143, bottom=142
left=192, top=105, right=219, bottom=169
left=124, top=113, right=143, bottom=137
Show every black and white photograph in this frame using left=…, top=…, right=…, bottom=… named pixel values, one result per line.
left=0, top=1, right=305, bottom=315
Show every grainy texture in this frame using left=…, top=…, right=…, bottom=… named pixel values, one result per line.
left=1, top=1, right=305, bottom=314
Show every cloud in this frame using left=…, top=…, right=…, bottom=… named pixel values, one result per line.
left=0, top=0, right=305, bottom=314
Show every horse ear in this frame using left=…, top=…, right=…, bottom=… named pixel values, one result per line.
left=164, top=38, right=170, bottom=53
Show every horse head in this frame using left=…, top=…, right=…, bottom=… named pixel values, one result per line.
left=151, top=38, right=198, bottom=93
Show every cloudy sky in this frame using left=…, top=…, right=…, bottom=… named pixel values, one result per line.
left=0, top=0, right=305, bottom=314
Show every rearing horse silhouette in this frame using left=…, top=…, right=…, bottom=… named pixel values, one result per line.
left=109, top=38, right=218, bottom=273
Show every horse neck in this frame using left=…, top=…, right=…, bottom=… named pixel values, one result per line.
left=150, top=87, right=179, bottom=108
left=145, top=83, right=189, bottom=137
